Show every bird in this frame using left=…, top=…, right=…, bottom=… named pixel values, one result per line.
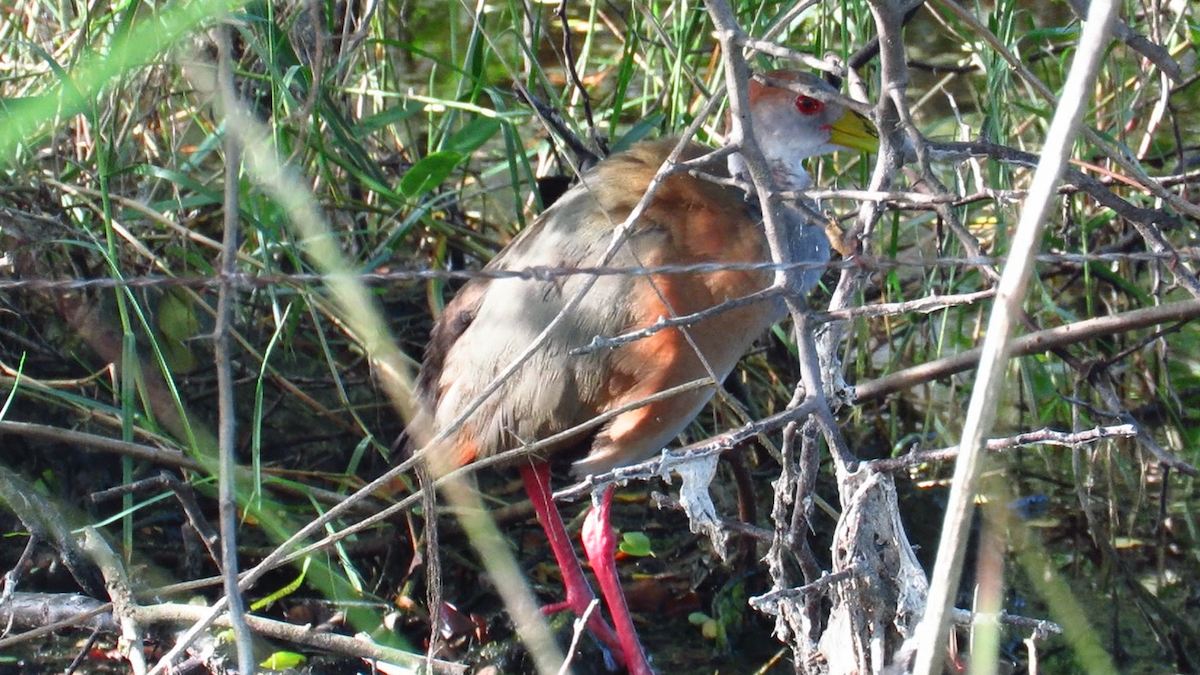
left=410, top=70, right=877, bottom=675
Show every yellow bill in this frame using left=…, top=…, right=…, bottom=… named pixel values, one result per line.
left=829, top=108, right=879, bottom=154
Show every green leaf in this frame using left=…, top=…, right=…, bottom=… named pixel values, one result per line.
left=1022, top=25, right=1080, bottom=42
left=156, top=289, right=201, bottom=343
left=444, top=116, right=502, bottom=155
left=610, top=113, right=665, bottom=153
left=618, top=531, right=654, bottom=557
left=399, top=151, right=463, bottom=199
left=355, top=100, right=425, bottom=137
left=250, top=557, right=311, bottom=611
left=260, top=651, right=307, bottom=670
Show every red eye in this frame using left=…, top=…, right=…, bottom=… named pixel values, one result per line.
left=795, top=96, right=824, bottom=115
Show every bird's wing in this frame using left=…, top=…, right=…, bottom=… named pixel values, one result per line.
left=416, top=150, right=659, bottom=469
left=418, top=139, right=782, bottom=474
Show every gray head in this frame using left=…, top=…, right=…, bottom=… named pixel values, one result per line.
left=730, top=70, right=877, bottom=189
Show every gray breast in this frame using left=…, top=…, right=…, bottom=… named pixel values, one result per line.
left=742, top=198, right=831, bottom=298
left=781, top=203, right=831, bottom=294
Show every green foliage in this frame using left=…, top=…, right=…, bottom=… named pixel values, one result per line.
left=260, top=651, right=307, bottom=670
left=399, top=151, right=464, bottom=199
left=1, top=0, right=1198, bottom=672
left=617, top=530, right=654, bottom=557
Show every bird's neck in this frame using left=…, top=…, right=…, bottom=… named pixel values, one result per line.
left=727, top=151, right=814, bottom=192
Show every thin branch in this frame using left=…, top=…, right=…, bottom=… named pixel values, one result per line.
left=813, top=289, right=995, bottom=323
left=513, top=81, right=601, bottom=169
left=0, top=421, right=204, bottom=471
left=867, top=424, right=1138, bottom=472
left=1063, top=0, right=1183, bottom=82
left=749, top=566, right=858, bottom=610
left=569, top=287, right=784, bottom=355
left=89, top=473, right=222, bottom=570
left=555, top=0, right=605, bottom=156
left=650, top=491, right=773, bottom=541
left=8, top=249, right=1200, bottom=294
left=554, top=398, right=819, bottom=502
left=0, top=534, right=40, bottom=604
left=913, top=4, right=1120, bottom=673
left=556, top=599, right=602, bottom=675
left=131, top=602, right=467, bottom=675
left=733, top=33, right=839, bottom=74
left=213, top=22, right=254, bottom=673
left=0, top=596, right=116, bottom=649
left=80, top=529, right=146, bottom=675
left=855, top=296, right=1200, bottom=432
left=703, top=0, right=852, bottom=468
left=932, top=0, right=1200, bottom=221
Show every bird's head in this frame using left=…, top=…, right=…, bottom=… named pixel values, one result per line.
left=733, top=70, right=878, bottom=189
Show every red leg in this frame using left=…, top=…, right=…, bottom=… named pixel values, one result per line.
left=582, top=486, right=655, bottom=675
left=519, top=463, right=624, bottom=662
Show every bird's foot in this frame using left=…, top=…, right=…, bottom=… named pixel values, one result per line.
left=519, top=464, right=625, bottom=664
left=539, top=600, right=574, bottom=616
left=582, top=488, right=656, bottom=675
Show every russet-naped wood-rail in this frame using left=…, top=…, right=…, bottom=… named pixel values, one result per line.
left=413, top=70, right=877, bottom=674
